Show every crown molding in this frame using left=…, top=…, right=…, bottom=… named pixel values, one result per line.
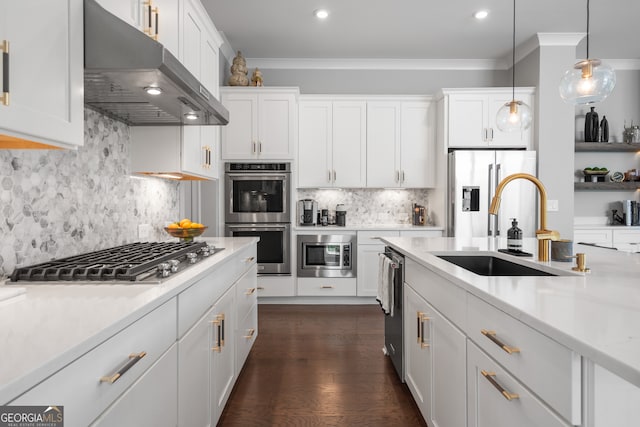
left=537, top=32, right=585, bottom=47
left=246, top=57, right=503, bottom=71
left=218, top=31, right=236, bottom=65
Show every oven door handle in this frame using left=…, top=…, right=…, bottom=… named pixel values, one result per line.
left=226, top=173, right=288, bottom=181
left=227, top=225, right=288, bottom=232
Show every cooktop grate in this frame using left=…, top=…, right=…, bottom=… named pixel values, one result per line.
left=10, top=241, right=207, bottom=282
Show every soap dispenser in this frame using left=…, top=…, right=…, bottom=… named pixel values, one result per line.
left=507, top=218, right=523, bottom=252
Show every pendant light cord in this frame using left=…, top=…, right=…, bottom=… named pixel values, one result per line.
left=511, top=0, right=516, bottom=101
left=586, top=0, right=590, bottom=59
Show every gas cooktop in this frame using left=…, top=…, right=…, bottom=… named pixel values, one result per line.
left=9, top=241, right=223, bottom=284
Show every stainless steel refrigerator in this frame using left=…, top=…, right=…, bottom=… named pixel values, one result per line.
left=447, top=150, right=537, bottom=238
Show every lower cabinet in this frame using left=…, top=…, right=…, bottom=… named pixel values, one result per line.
left=297, top=277, right=357, bottom=296
left=404, top=283, right=466, bottom=427
left=178, top=286, right=235, bottom=427
left=91, top=344, right=178, bottom=427
left=467, top=341, right=571, bottom=427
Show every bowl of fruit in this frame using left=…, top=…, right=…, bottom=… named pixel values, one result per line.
left=164, top=218, right=207, bottom=241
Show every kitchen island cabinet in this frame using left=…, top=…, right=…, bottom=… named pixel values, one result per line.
left=1, top=237, right=258, bottom=426
left=0, top=0, right=83, bottom=149
left=381, top=236, right=640, bottom=427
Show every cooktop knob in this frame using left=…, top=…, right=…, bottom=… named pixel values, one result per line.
left=168, top=259, right=180, bottom=273
left=186, top=252, right=198, bottom=264
left=157, top=262, right=171, bottom=278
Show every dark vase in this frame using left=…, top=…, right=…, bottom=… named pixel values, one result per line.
left=600, top=116, right=609, bottom=142
left=585, top=107, right=599, bottom=142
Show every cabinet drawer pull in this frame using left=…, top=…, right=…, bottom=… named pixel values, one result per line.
left=245, top=287, right=257, bottom=295
left=481, top=370, right=519, bottom=401
left=321, top=285, right=334, bottom=289
left=257, top=286, right=265, bottom=291
left=100, top=351, right=147, bottom=383
left=243, top=328, right=256, bottom=339
left=481, top=329, right=520, bottom=354
left=211, top=317, right=222, bottom=352
left=245, top=256, right=255, bottom=263
left=2, top=40, right=9, bottom=106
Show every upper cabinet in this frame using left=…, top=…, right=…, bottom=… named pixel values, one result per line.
left=439, top=88, right=535, bottom=149
left=367, top=99, right=435, bottom=188
left=97, top=0, right=179, bottom=58
left=221, top=87, right=298, bottom=160
left=298, top=98, right=367, bottom=188
left=0, top=0, right=84, bottom=149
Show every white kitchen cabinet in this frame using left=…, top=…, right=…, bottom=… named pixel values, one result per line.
left=91, top=344, right=178, bottom=427
left=298, top=99, right=367, bottom=187
left=612, top=228, right=640, bottom=252
left=131, top=126, right=217, bottom=180
left=235, top=265, right=258, bottom=374
left=10, top=299, right=177, bottom=426
left=404, top=283, right=466, bottom=427
left=574, top=228, right=613, bottom=247
left=439, top=88, right=534, bottom=149
left=0, top=0, right=83, bottom=149
left=221, top=88, right=298, bottom=160
left=256, top=275, right=296, bottom=297
left=587, top=362, right=640, bottom=426
left=178, top=286, right=235, bottom=427
left=467, top=341, right=571, bottom=427
left=297, top=277, right=357, bottom=296
left=367, top=100, right=435, bottom=188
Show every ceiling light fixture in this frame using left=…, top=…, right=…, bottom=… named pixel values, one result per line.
left=496, top=0, right=532, bottom=133
left=184, top=112, right=199, bottom=120
left=144, top=86, right=163, bottom=95
left=474, top=10, right=489, bottom=20
left=559, top=0, right=616, bottom=104
left=314, top=9, right=329, bottom=19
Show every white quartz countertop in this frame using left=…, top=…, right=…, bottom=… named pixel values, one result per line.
left=293, top=224, right=444, bottom=232
left=0, top=237, right=258, bottom=404
left=380, top=236, right=640, bottom=389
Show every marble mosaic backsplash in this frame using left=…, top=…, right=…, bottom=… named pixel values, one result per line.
left=297, top=188, right=432, bottom=225
left=0, top=109, right=179, bottom=277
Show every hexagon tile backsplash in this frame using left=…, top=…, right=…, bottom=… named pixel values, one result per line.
left=0, top=109, right=179, bottom=277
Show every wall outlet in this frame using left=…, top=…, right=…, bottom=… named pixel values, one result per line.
left=547, top=200, right=559, bottom=212
left=138, top=224, right=152, bottom=241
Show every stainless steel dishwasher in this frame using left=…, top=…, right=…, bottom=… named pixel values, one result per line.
left=383, top=246, right=404, bottom=382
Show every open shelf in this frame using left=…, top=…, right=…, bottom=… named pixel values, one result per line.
left=575, top=142, right=640, bottom=152
left=575, top=182, right=640, bottom=191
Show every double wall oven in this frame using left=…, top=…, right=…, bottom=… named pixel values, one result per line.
left=224, top=163, right=291, bottom=275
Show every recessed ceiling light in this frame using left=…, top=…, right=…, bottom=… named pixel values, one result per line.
left=314, top=9, right=329, bottom=19
left=474, top=10, right=489, bottom=20
left=184, top=112, right=199, bottom=120
left=144, top=86, right=163, bottom=95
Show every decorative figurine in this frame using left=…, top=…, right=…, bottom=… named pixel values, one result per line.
left=250, top=68, right=264, bottom=87
left=584, top=107, right=599, bottom=142
left=600, top=115, right=609, bottom=142
left=228, top=51, right=249, bottom=86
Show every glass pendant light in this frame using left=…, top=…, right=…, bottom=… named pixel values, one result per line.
left=496, top=0, right=532, bottom=132
left=559, top=0, right=616, bottom=104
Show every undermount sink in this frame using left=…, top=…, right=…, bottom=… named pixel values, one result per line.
left=436, top=255, right=557, bottom=277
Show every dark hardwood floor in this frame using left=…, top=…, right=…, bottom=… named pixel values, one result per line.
left=218, top=304, right=427, bottom=427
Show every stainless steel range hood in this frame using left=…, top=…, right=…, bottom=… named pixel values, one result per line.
left=83, top=0, right=229, bottom=126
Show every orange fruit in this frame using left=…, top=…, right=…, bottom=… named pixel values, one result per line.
left=167, top=223, right=180, bottom=229
left=192, top=223, right=204, bottom=228
left=179, top=218, right=192, bottom=228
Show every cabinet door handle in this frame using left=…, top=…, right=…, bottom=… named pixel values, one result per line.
left=2, top=40, right=9, bottom=106
left=243, top=328, right=256, bottom=339
left=252, top=141, right=257, bottom=154
left=257, top=286, right=265, bottom=291
left=245, top=287, right=257, bottom=295
left=395, top=170, right=400, bottom=183
left=401, top=170, right=405, bottom=183
left=328, top=170, right=332, bottom=183
left=220, top=313, right=225, bottom=347
left=333, top=170, right=336, bottom=182
left=258, top=141, right=262, bottom=154
left=100, top=352, right=147, bottom=383
left=420, top=313, right=430, bottom=349
left=489, top=128, right=494, bottom=141
left=211, top=317, right=222, bottom=352
left=416, top=311, right=423, bottom=343
left=481, top=329, right=520, bottom=354
left=245, top=256, right=255, bottom=263
left=321, top=285, right=334, bottom=289
left=143, top=1, right=159, bottom=41
left=481, top=370, right=519, bottom=400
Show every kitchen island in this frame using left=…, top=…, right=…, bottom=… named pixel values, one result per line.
left=381, top=236, right=640, bottom=427
left=0, top=237, right=258, bottom=426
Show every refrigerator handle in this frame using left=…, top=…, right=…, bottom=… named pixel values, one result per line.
left=495, top=163, right=502, bottom=236
left=487, top=163, right=494, bottom=236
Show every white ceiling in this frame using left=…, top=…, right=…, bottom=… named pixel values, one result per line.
left=202, top=0, right=640, bottom=68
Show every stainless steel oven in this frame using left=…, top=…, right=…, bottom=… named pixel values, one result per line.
left=226, top=223, right=291, bottom=275
left=225, top=163, right=291, bottom=224
left=297, top=234, right=356, bottom=278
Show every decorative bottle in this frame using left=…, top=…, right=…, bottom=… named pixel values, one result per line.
left=507, top=218, right=523, bottom=252
left=600, top=116, right=609, bottom=142
left=584, top=107, right=599, bottom=142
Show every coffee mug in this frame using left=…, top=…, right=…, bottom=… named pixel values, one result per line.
left=551, top=239, right=573, bottom=262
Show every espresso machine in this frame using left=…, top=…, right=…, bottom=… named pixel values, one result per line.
left=298, top=199, right=318, bottom=226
